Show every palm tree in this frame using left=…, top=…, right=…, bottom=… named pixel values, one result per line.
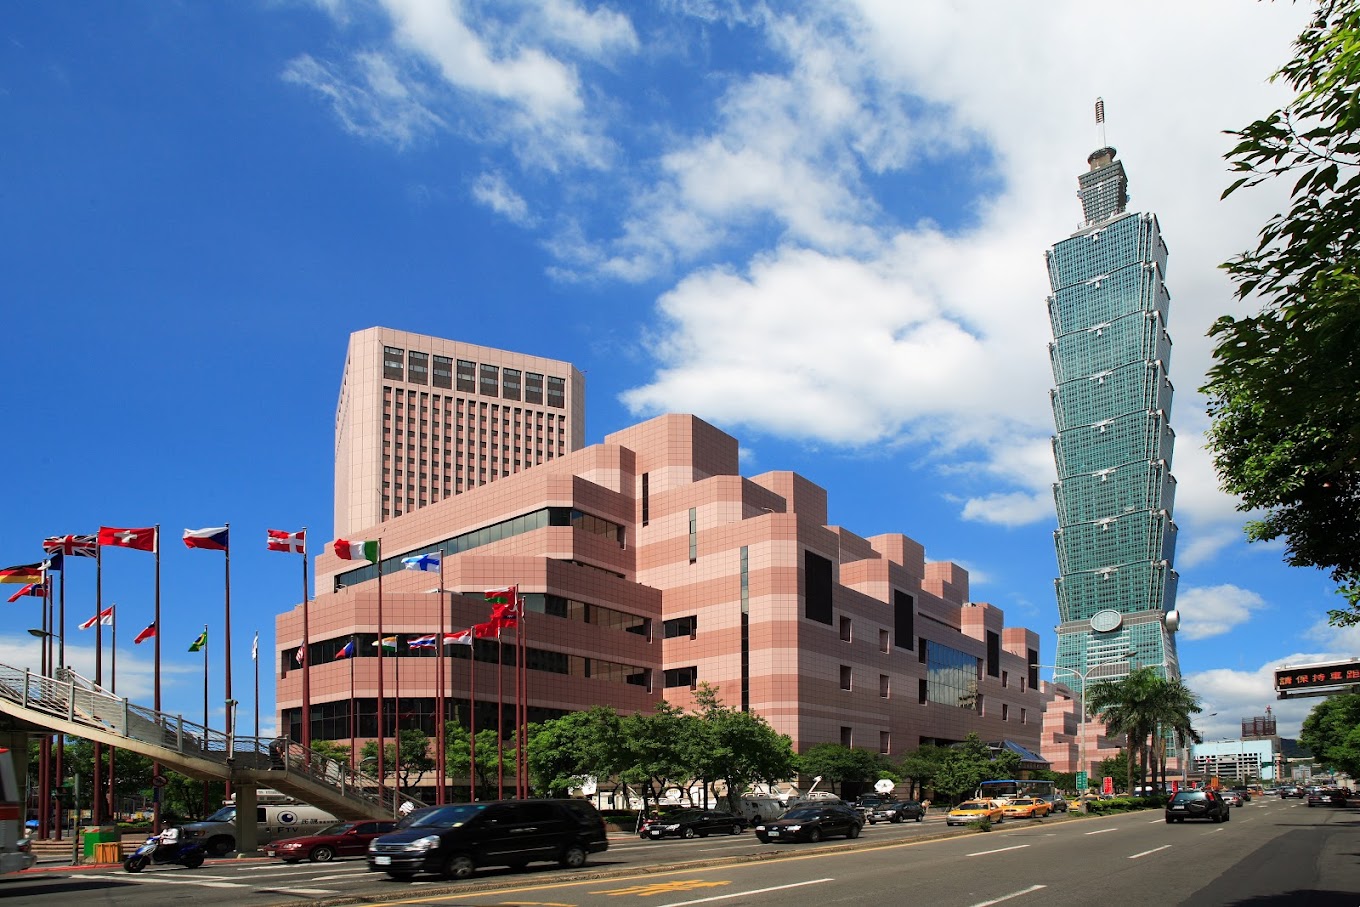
left=1087, top=667, right=1200, bottom=794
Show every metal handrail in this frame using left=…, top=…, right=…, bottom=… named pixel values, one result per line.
left=0, top=661, right=416, bottom=815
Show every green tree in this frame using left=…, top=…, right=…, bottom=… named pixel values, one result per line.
left=930, top=734, right=1020, bottom=804
left=899, top=744, right=950, bottom=801
left=309, top=740, right=351, bottom=764
left=617, top=702, right=693, bottom=811
left=796, top=743, right=894, bottom=798
left=1096, top=751, right=1129, bottom=792
left=1300, top=692, right=1360, bottom=777
left=361, top=729, right=434, bottom=793
left=691, top=684, right=797, bottom=813
left=1204, top=0, right=1360, bottom=623
left=527, top=707, right=624, bottom=796
left=1087, top=669, right=1201, bottom=794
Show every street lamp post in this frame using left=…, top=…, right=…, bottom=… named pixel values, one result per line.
left=1035, top=650, right=1136, bottom=812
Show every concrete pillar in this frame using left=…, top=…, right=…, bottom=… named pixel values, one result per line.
left=234, top=783, right=259, bottom=855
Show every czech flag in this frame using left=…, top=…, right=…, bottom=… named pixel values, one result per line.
left=334, top=640, right=355, bottom=660
left=183, top=527, right=229, bottom=551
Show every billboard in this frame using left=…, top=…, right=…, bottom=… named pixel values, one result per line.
left=1274, top=659, right=1360, bottom=695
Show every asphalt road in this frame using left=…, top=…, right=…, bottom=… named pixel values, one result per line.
left=2, top=798, right=1355, bottom=907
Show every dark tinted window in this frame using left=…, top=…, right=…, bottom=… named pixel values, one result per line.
left=804, top=550, right=833, bottom=625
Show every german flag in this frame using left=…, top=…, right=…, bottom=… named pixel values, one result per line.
left=0, top=563, right=43, bottom=584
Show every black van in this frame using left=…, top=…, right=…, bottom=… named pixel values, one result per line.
left=367, top=799, right=609, bottom=880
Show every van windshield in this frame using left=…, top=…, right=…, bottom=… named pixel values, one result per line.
left=204, top=807, right=236, bottom=823
left=405, top=804, right=486, bottom=828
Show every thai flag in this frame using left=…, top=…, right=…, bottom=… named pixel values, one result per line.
left=408, top=634, right=437, bottom=649
left=183, top=527, right=229, bottom=551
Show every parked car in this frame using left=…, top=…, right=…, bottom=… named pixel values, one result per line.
left=1001, top=797, right=1052, bottom=819
left=1221, top=790, right=1244, bottom=808
left=866, top=800, right=924, bottom=824
left=367, top=799, right=608, bottom=881
left=1165, top=789, right=1230, bottom=823
left=753, top=805, right=863, bottom=843
left=643, top=809, right=747, bottom=839
left=265, top=820, right=400, bottom=863
left=853, top=795, right=893, bottom=818
left=1307, top=788, right=1349, bottom=808
left=946, top=799, right=1005, bottom=826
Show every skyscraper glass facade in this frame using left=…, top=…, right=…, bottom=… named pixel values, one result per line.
left=1046, top=147, right=1181, bottom=694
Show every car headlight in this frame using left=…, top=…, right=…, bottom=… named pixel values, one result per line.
left=279, top=842, right=301, bottom=850
left=368, top=840, right=381, bottom=852
left=406, top=835, right=441, bottom=852
left=754, top=825, right=765, bottom=831
left=663, top=824, right=680, bottom=831
left=785, top=824, right=802, bottom=831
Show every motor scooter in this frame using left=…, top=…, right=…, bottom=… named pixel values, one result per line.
left=123, top=831, right=206, bottom=872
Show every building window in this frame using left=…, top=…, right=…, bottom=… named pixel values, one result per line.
left=1028, top=649, right=1040, bottom=690
left=839, top=616, right=852, bottom=642
left=407, top=351, right=428, bottom=385
left=1002, top=703, right=1010, bottom=721
left=641, top=473, right=649, bottom=526
left=664, top=666, right=698, bottom=689
left=879, top=629, right=890, bottom=653
left=840, top=726, right=853, bottom=748
left=986, top=631, right=1001, bottom=678
left=1020, top=708, right=1027, bottom=724
left=432, top=355, right=453, bottom=388
left=918, top=678, right=927, bottom=704
left=879, top=731, right=890, bottom=755
left=502, top=368, right=521, bottom=401
left=662, top=616, right=697, bottom=639
left=923, top=640, right=982, bottom=711
left=383, top=346, right=404, bottom=381
left=456, top=359, right=476, bottom=393
left=879, top=674, right=889, bottom=698
left=839, top=665, right=852, bottom=691
left=804, top=551, right=833, bottom=625
left=479, top=364, right=499, bottom=397
left=977, top=694, right=985, bottom=716
left=1002, top=670, right=1009, bottom=688
left=546, top=375, right=566, bottom=408
left=525, top=372, right=544, bottom=404
left=894, top=590, right=914, bottom=649
left=688, top=508, right=697, bottom=563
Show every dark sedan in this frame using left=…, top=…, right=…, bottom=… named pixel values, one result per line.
left=754, top=805, right=862, bottom=843
left=1307, top=788, right=1349, bottom=807
left=866, top=800, right=924, bottom=823
left=643, top=809, right=747, bottom=839
left=265, top=820, right=400, bottom=862
left=1165, top=789, right=1229, bottom=823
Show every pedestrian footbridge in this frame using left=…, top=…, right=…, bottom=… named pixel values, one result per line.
left=0, top=662, right=420, bottom=851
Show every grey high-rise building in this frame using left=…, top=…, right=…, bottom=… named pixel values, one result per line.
left=1045, top=144, right=1181, bottom=698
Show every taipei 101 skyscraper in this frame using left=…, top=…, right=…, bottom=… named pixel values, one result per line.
left=1045, top=100, right=1182, bottom=744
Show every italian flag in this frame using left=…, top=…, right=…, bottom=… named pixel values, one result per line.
left=334, top=539, right=379, bottom=562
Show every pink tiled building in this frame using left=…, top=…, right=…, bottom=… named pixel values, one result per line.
left=277, top=406, right=1048, bottom=784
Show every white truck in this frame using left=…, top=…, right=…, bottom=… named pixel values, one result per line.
left=179, top=790, right=336, bottom=855
left=0, top=746, right=35, bottom=875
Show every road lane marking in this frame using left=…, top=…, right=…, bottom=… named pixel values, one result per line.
left=968, top=885, right=1047, bottom=906
left=967, top=844, right=1030, bottom=857
left=119, top=876, right=249, bottom=887
left=1128, top=844, right=1172, bottom=859
left=264, top=888, right=342, bottom=897
left=655, top=878, right=832, bottom=907
left=1087, top=828, right=1119, bottom=834
left=597, top=880, right=731, bottom=896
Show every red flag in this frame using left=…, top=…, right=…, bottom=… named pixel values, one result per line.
left=133, top=623, right=157, bottom=645
left=79, top=606, right=114, bottom=630
left=98, top=526, right=158, bottom=553
left=6, top=582, right=44, bottom=603
left=267, top=529, right=306, bottom=554
left=473, top=622, right=499, bottom=639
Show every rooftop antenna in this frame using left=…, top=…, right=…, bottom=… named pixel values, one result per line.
left=1095, top=97, right=1107, bottom=148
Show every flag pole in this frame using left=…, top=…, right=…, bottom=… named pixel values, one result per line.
left=152, top=525, right=163, bottom=835
left=93, top=545, right=103, bottom=825
left=201, top=623, right=209, bottom=817
left=223, top=522, right=233, bottom=800
left=109, top=603, right=117, bottom=822
left=497, top=625, right=504, bottom=800
left=254, top=631, right=260, bottom=742
left=301, top=526, right=311, bottom=763
left=375, top=540, right=385, bottom=797
left=348, top=633, right=356, bottom=777
left=394, top=632, right=402, bottom=814
left=38, top=581, right=49, bottom=840
left=518, top=589, right=527, bottom=799
left=55, top=570, right=64, bottom=842
left=469, top=628, right=476, bottom=803
left=436, top=558, right=446, bottom=805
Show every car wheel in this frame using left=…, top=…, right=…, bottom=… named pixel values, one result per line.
left=867, top=818, right=877, bottom=825
left=206, top=836, right=234, bottom=856
left=756, top=834, right=769, bottom=844
left=444, top=854, right=476, bottom=880
left=847, top=824, right=860, bottom=839
left=1224, top=811, right=1230, bottom=822
left=182, top=852, right=204, bottom=869
left=559, top=844, right=588, bottom=869
left=807, top=828, right=822, bottom=843
left=1165, top=816, right=1173, bottom=824
left=310, top=846, right=335, bottom=863
left=730, top=824, right=742, bottom=835
left=916, top=813, right=923, bottom=822
left=682, top=827, right=697, bottom=839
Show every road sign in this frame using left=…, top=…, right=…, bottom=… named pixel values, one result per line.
left=151, top=774, right=168, bottom=788
left=1076, top=771, right=1088, bottom=793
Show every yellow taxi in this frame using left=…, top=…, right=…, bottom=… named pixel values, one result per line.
left=1000, top=797, right=1052, bottom=819
left=946, top=799, right=1005, bottom=826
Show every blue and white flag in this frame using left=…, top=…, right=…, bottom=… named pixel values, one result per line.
left=407, top=634, right=437, bottom=649
left=402, top=553, right=440, bottom=572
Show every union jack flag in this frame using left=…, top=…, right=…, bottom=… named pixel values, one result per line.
left=43, top=535, right=97, bottom=557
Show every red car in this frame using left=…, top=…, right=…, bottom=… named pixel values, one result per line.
left=265, top=820, right=400, bottom=862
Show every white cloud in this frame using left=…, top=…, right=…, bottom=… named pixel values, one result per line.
left=0, top=635, right=197, bottom=708
left=472, top=171, right=537, bottom=226
left=283, top=52, right=446, bottom=149
left=1185, top=650, right=1356, bottom=741
left=1175, top=584, right=1268, bottom=641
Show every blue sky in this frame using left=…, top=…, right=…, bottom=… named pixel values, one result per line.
left=1, top=1, right=1343, bottom=745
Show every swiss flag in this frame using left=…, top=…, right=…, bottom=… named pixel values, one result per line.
left=98, top=526, right=158, bottom=553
